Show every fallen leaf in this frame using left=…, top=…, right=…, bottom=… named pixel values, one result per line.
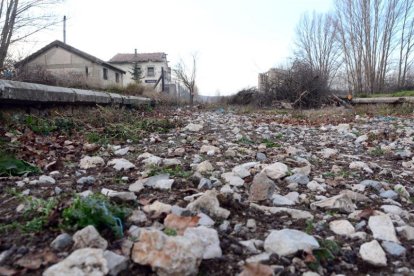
left=357, top=208, right=376, bottom=220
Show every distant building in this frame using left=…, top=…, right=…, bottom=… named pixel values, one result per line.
left=108, top=51, right=171, bottom=92
left=15, top=40, right=125, bottom=89
left=258, top=68, right=287, bottom=92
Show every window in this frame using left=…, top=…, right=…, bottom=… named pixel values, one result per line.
left=115, top=73, right=119, bottom=83
left=147, top=67, right=155, bottom=77
left=103, top=68, right=108, bottom=80
left=85, top=66, right=89, bottom=77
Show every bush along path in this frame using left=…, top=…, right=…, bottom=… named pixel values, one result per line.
left=0, top=106, right=414, bottom=275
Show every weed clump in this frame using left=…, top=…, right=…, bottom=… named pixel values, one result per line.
left=61, top=195, right=130, bottom=237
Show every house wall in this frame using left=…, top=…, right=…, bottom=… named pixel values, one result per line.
left=24, top=46, right=123, bottom=88
left=111, top=61, right=170, bottom=92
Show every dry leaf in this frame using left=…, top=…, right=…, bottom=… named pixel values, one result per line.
left=239, top=263, right=274, bottom=276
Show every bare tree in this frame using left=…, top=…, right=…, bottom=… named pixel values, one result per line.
left=334, top=0, right=404, bottom=94
left=294, top=12, right=341, bottom=87
left=397, top=0, right=414, bottom=89
left=0, top=0, right=63, bottom=68
left=173, top=54, right=197, bottom=105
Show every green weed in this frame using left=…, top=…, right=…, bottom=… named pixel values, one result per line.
left=61, top=194, right=130, bottom=237
left=149, top=165, right=192, bottom=178
left=163, top=228, right=177, bottom=236
left=308, top=239, right=340, bottom=271
left=261, top=138, right=280, bottom=148
left=237, top=136, right=254, bottom=145
left=305, top=219, right=315, bottom=234
left=0, top=156, right=41, bottom=176
left=369, top=147, right=384, bottom=156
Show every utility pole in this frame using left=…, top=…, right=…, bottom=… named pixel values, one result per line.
left=63, top=15, right=66, bottom=44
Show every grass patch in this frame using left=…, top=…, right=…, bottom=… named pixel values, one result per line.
left=237, top=136, right=254, bottom=145
left=61, top=194, right=130, bottom=238
left=369, top=147, right=385, bottom=156
left=0, top=156, right=41, bottom=176
left=261, top=138, right=281, bottom=148
left=307, top=239, right=340, bottom=271
left=163, top=228, right=177, bottom=236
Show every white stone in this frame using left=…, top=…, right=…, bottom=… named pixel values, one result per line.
left=107, top=158, right=135, bottom=171
left=272, top=194, right=295, bottom=206
left=142, top=156, right=162, bottom=167
left=184, top=226, right=222, bottom=259
left=79, top=156, right=105, bottom=169
left=184, top=123, right=203, bottom=132
left=319, top=148, right=338, bottom=159
left=262, top=162, right=289, bottom=180
left=196, top=161, right=214, bottom=173
left=329, top=220, right=355, bottom=236
left=264, top=229, right=319, bottom=256
left=359, top=240, right=387, bottom=267
left=355, top=134, right=368, bottom=144
left=307, top=180, right=326, bottom=192
left=101, top=188, right=137, bottom=201
left=221, top=172, right=244, bottom=187
left=396, top=226, right=414, bottom=240
left=43, top=248, right=108, bottom=276
left=310, top=194, right=355, bottom=213
left=163, top=158, right=182, bottom=167
left=114, top=147, right=129, bottom=156
left=250, top=203, right=313, bottom=220
left=349, top=161, right=373, bottom=174
left=187, top=190, right=230, bottom=219
left=143, top=201, right=172, bottom=216
left=129, top=180, right=145, bottom=193
left=200, top=145, right=220, bottom=154
left=38, top=175, right=55, bottom=185
left=73, top=226, right=108, bottom=249
left=368, top=215, right=399, bottom=243
left=103, top=250, right=128, bottom=276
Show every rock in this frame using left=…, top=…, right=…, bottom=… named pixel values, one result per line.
left=184, top=123, right=203, bottom=132
left=349, top=161, right=373, bottom=174
left=79, top=156, right=105, bottom=169
left=221, top=172, right=244, bottom=187
left=360, top=180, right=382, bottom=191
left=368, top=215, right=399, bottom=243
left=43, top=248, right=108, bottom=276
left=359, top=240, right=387, bottom=267
left=285, top=173, right=309, bottom=185
left=256, top=152, right=267, bottom=161
left=381, top=241, right=406, bottom=256
left=38, top=175, right=55, bottom=185
left=184, top=226, right=222, bottom=259
left=73, top=225, right=108, bottom=249
left=198, top=178, right=213, bottom=190
left=129, top=180, right=144, bottom=193
left=319, top=148, right=338, bottom=159
left=264, top=229, right=319, bottom=256
left=340, top=190, right=372, bottom=202
left=114, top=147, right=129, bottom=156
left=103, top=250, right=128, bottom=276
left=143, top=201, right=172, bottom=217
left=50, top=233, right=73, bottom=251
left=329, top=220, right=355, bottom=236
left=198, top=213, right=215, bottom=227
left=310, top=194, right=355, bottom=213
left=355, top=134, right=368, bottom=143
left=76, top=176, right=96, bottom=185
left=101, top=188, right=137, bottom=201
left=239, top=262, right=274, bottom=276
left=396, top=225, right=414, bottom=240
left=285, top=192, right=300, bottom=203
left=262, top=162, right=289, bottom=180
left=200, top=145, right=220, bottom=155
left=107, top=158, right=135, bottom=171
left=128, top=209, right=147, bottom=224
left=131, top=229, right=203, bottom=276
left=380, top=190, right=398, bottom=200
left=249, top=172, right=276, bottom=202
left=394, top=184, right=410, bottom=198
left=251, top=203, right=313, bottom=220
left=272, top=194, right=295, bottom=206
left=142, top=174, right=174, bottom=190
left=307, top=180, right=326, bottom=192
left=246, top=219, right=257, bottom=229
left=196, top=161, right=214, bottom=173
left=163, top=158, right=182, bottom=167
left=142, top=156, right=162, bottom=167
left=187, top=190, right=230, bottom=219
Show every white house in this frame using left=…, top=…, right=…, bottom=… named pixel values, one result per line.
left=108, top=51, right=171, bottom=92
left=15, top=40, right=125, bottom=89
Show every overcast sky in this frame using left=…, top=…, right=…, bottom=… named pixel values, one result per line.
left=17, top=0, right=333, bottom=96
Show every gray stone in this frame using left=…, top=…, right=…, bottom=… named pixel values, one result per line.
left=76, top=176, right=96, bottom=185
left=73, top=225, right=108, bottom=249
left=368, top=215, right=399, bottom=243
left=38, top=175, right=55, bottom=185
left=101, top=188, right=137, bottom=201
left=114, top=147, right=129, bottom=156
left=196, top=161, right=214, bottom=173
left=285, top=173, right=309, bottom=185
left=396, top=225, right=414, bottom=240
left=184, top=226, right=222, bottom=259
left=256, top=152, right=267, bottom=161
left=79, top=156, right=105, bottom=169
left=107, top=158, right=135, bottom=171
left=380, top=190, right=399, bottom=200
left=50, top=233, right=73, bottom=251
left=249, top=172, right=276, bottom=202
left=198, top=178, right=213, bottom=190
left=128, top=209, right=147, bottom=224
left=359, top=240, right=387, bottom=267
left=272, top=194, right=295, bottom=206
left=43, top=248, right=108, bottom=276
left=184, top=123, right=203, bottom=132
left=329, top=220, right=355, bottom=236
left=381, top=241, right=406, bottom=256
left=103, top=250, right=128, bottom=276
left=360, top=180, right=382, bottom=191
left=187, top=190, right=230, bottom=219
left=251, top=203, right=314, bottom=220
left=310, top=194, right=355, bottom=213
left=262, top=162, right=289, bottom=180
left=264, top=229, right=319, bottom=256
left=221, top=172, right=244, bottom=187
